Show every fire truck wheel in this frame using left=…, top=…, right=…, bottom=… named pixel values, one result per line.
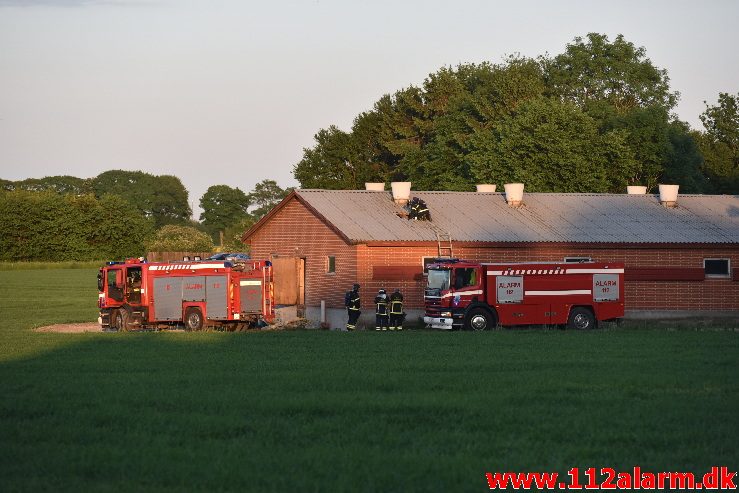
left=567, top=307, right=596, bottom=330
left=115, top=310, right=129, bottom=332
left=465, top=308, right=495, bottom=331
left=184, top=308, right=204, bottom=331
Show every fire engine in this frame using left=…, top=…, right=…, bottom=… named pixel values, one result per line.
left=97, top=257, right=274, bottom=331
left=424, top=259, right=624, bottom=330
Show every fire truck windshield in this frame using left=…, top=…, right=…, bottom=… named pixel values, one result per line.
left=427, top=268, right=451, bottom=291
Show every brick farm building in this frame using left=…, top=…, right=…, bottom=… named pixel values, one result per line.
left=242, top=186, right=739, bottom=329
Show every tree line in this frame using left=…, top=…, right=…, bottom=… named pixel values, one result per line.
left=293, top=33, right=738, bottom=195
left=3, top=33, right=737, bottom=262
left=0, top=170, right=292, bottom=261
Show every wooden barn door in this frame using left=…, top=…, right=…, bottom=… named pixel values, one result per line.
left=272, top=257, right=305, bottom=307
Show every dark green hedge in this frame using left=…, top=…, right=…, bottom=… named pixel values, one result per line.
left=0, top=191, right=154, bottom=261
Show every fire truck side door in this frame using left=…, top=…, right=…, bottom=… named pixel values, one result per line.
left=453, top=267, right=481, bottom=299
left=106, top=268, right=124, bottom=302
left=206, top=276, right=228, bottom=319
left=240, top=278, right=263, bottom=313
left=125, top=267, right=143, bottom=305
left=153, top=277, right=184, bottom=320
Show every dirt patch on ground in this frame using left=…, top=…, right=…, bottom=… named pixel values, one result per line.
left=34, top=322, right=102, bottom=333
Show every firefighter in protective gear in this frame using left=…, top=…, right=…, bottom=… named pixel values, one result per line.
left=407, top=197, right=430, bottom=221
left=346, top=283, right=361, bottom=331
left=375, top=289, right=389, bottom=330
left=389, top=288, right=404, bottom=330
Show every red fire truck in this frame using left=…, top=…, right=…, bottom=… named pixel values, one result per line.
left=97, top=257, right=274, bottom=331
left=424, top=259, right=624, bottom=330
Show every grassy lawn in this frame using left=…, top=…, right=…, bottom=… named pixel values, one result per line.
left=0, top=269, right=737, bottom=491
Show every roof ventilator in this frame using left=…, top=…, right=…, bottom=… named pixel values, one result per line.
left=391, top=181, right=411, bottom=206
left=658, top=184, right=679, bottom=208
left=504, top=183, right=524, bottom=207
left=476, top=184, right=497, bottom=193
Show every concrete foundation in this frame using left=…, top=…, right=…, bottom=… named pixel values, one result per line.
left=304, top=306, right=426, bottom=331
left=274, top=305, right=300, bottom=325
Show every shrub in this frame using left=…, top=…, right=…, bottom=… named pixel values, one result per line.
left=146, top=225, right=214, bottom=252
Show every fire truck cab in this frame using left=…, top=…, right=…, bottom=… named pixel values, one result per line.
left=98, top=257, right=274, bottom=331
left=424, top=259, right=624, bottom=330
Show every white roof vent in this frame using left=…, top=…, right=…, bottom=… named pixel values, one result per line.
left=476, top=184, right=497, bottom=193
left=504, top=183, right=524, bottom=207
left=365, top=182, right=385, bottom=191
left=627, top=186, right=647, bottom=195
left=658, top=184, right=679, bottom=207
left=390, top=182, right=411, bottom=205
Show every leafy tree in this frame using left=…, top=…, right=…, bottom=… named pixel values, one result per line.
left=468, top=57, right=547, bottom=122
left=294, top=34, right=684, bottom=193
left=91, top=170, right=191, bottom=228
left=86, top=194, right=155, bottom=260
left=543, top=34, right=685, bottom=191
left=349, top=109, right=395, bottom=184
left=592, top=104, right=672, bottom=190
left=660, top=121, right=708, bottom=193
left=248, top=179, right=292, bottom=219
left=222, top=216, right=257, bottom=252
left=397, top=68, right=475, bottom=190
left=376, top=87, right=427, bottom=182
left=9, top=175, right=91, bottom=195
left=293, top=126, right=371, bottom=189
left=204, top=180, right=292, bottom=250
left=696, top=92, right=739, bottom=193
left=199, top=185, right=251, bottom=241
left=294, top=59, right=547, bottom=191
left=545, top=33, right=678, bottom=113
left=146, top=225, right=213, bottom=253
left=468, top=97, right=635, bottom=192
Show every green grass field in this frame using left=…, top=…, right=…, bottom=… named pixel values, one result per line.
left=1, top=268, right=737, bottom=492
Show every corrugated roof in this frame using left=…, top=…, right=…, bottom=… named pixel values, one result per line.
left=294, top=190, right=739, bottom=244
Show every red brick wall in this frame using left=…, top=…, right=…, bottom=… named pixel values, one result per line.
left=358, top=245, right=432, bottom=309
left=245, top=198, right=357, bottom=308
left=361, top=244, right=739, bottom=311
left=247, top=200, right=738, bottom=312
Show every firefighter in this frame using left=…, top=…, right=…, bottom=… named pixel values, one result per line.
left=374, top=289, right=389, bottom=330
left=345, top=283, right=361, bottom=331
left=407, top=197, right=430, bottom=221
left=389, top=288, right=404, bottom=330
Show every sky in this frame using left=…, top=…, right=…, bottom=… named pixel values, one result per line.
left=1, top=0, right=738, bottom=218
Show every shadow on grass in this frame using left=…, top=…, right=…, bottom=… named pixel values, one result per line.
left=1, top=330, right=738, bottom=492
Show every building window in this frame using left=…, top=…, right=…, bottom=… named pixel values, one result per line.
left=327, top=255, right=336, bottom=274
left=422, top=256, right=438, bottom=274
left=704, top=258, right=730, bottom=278
left=564, top=257, right=593, bottom=263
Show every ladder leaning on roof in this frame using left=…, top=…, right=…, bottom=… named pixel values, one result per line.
left=428, top=223, right=453, bottom=258
left=436, top=231, right=453, bottom=258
